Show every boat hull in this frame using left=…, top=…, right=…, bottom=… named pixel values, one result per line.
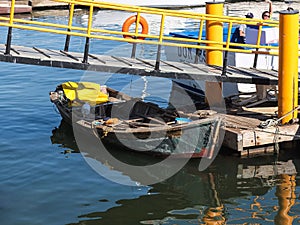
left=90, top=118, right=216, bottom=158
left=164, top=44, right=282, bottom=70
left=165, top=28, right=300, bottom=70
left=50, top=82, right=220, bottom=158
left=52, top=99, right=218, bottom=159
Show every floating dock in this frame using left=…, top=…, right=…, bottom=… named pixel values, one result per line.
left=222, top=111, right=300, bottom=156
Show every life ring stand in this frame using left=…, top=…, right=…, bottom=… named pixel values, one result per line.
left=122, top=15, right=149, bottom=40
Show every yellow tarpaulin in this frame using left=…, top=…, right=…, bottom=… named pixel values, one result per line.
left=62, top=81, right=108, bottom=105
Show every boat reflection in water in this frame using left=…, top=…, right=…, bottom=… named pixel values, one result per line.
left=51, top=120, right=300, bottom=224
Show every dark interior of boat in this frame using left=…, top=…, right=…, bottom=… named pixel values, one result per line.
left=128, top=101, right=178, bottom=123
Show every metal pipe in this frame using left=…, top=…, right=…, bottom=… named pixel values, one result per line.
left=83, top=5, right=94, bottom=63
left=5, top=0, right=16, bottom=55
left=155, top=45, right=162, bottom=71
left=131, top=43, right=137, bottom=58
left=64, top=3, right=75, bottom=51
left=222, top=51, right=228, bottom=76
left=205, top=2, right=223, bottom=66
left=253, top=48, right=258, bottom=68
left=278, top=9, right=299, bottom=124
left=83, top=37, right=90, bottom=63
left=205, top=1, right=224, bottom=108
left=154, top=13, right=166, bottom=71
left=5, top=27, right=12, bottom=55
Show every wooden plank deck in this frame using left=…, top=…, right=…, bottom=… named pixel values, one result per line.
left=0, top=44, right=288, bottom=85
left=222, top=109, right=300, bottom=156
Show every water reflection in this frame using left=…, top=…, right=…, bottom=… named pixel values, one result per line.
left=51, top=120, right=300, bottom=224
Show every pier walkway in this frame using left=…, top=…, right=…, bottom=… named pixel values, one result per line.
left=0, top=44, right=282, bottom=85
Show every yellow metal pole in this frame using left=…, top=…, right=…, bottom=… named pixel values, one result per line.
left=82, top=5, right=94, bottom=63
left=67, top=3, right=75, bottom=28
left=9, top=0, right=16, bottom=25
left=5, top=0, right=16, bottom=54
left=87, top=5, right=94, bottom=35
left=278, top=9, right=299, bottom=124
left=64, top=3, right=75, bottom=51
left=206, top=2, right=223, bottom=66
left=205, top=2, right=224, bottom=107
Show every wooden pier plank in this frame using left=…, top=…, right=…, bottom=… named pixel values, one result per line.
left=222, top=127, right=244, bottom=151
left=0, top=44, right=289, bottom=85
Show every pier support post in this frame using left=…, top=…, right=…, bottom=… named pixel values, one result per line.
left=205, top=2, right=224, bottom=108
left=206, top=2, right=223, bottom=66
left=278, top=10, right=299, bottom=124
left=5, top=0, right=16, bottom=55
left=64, top=3, right=75, bottom=52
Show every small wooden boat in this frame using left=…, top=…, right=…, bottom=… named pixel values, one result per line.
left=50, top=81, right=222, bottom=158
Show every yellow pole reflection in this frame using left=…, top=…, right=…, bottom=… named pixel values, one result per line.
left=202, top=173, right=226, bottom=225
left=275, top=174, right=297, bottom=225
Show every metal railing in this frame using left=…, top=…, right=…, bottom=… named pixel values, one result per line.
left=1, top=0, right=285, bottom=67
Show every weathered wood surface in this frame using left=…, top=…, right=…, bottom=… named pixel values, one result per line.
left=0, top=44, right=294, bottom=84
left=222, top=112, right=300, bottom=153
left=30, top=0, right=68, bottom=9
left=238, top=160, right=297, bottom=178
left=0, top=2, right=32, bottom=14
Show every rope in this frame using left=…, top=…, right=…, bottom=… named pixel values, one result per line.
left=259, top=118, right=278, bottom=129
left=273, top=126, right=279, bottom=154
left=259, top=105, right=300, bottom=129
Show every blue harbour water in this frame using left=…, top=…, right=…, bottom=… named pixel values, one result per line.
left=1, top=7, right=300, bottom=225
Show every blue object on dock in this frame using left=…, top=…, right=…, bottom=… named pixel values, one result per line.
left=169, top=26, right=235, bottom=41
left=175, top=117, right=192, bottom=124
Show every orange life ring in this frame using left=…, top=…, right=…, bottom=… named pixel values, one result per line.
left=122, top=15, right=149, bottom=40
